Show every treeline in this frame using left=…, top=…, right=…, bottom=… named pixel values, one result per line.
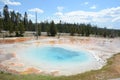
left=0, top=5, right=120, bottom=37
left=40, top=21, right=120, bottom=37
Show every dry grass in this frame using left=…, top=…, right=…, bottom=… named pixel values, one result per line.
left=62, top=53, right=120, bottom=80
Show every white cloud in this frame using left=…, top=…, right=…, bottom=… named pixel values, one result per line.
left=28, top=14, right=35, bottom=18
left=90, top=5, right=97, bottom=9
left=28, top=8, right=44, bottom=13
left=112, top=17, right=120, bottom=22
left=55, top=6, right=64, bottom=16
left=0, top=0, right=21, bottom=6
left=84, top=2, right=89, bottom=5
left=57, top=6, right=64, bottom=12
left=52, top=7, right=120, bottom=24
left=54, top=12, right=63, bottom=16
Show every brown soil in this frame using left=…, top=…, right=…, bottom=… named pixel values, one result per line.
left=0, top=37, right=32, bottom=44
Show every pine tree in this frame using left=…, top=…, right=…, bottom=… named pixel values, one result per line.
left=0, top=12, right=3, bottom=32
left=18, top=21, right=25, bottom=37
left=40, top=22, right=45, bottom=32
left=77, top=26, right=81, bottom=36
left=24, top=12, right=28, bottom=31
left=38, top=24, right=41, bottom=36
left=15, top=27, right=19, bottom=37
left=47, top=26, right=50, bottom=36
left=70, top=26, right=75, bottom=36
left=85, top=24, right=91, bottom=36
left=3, top=5, right=10, bottom=30
left=10, top=11, right=16, bottom=31
left=8, top=20, right=14, bottom=36
left=7, top=11, right=17, bottom=36
left=28, top=19, right=33, bottom=31
left=49, top=20, right=57, bottom=36
left=14, top=12, right=24, bottom=37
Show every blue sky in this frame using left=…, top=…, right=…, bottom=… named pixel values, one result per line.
left=0, top=0, right=120, bottom=29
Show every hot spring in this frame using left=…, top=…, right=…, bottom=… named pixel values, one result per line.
left=16, top=45, right=99, bottom=75
left=18, top=46, right=91, bottom=63
left=1, top=37, right=119, bottom=76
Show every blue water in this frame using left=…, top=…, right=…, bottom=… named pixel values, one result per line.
left=18, top=46, right=92, bottom=64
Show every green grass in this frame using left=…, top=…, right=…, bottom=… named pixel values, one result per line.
left=0, top=53, right=120, bottom=80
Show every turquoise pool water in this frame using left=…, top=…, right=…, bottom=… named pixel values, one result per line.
left=18, top=46, right=92, bottom=64
left=16, top=46, right=98, bottom=75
